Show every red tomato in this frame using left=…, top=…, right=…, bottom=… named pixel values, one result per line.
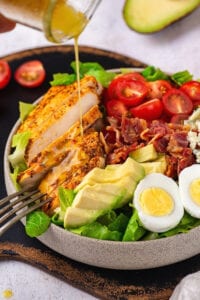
left=106, top=99, right=128, bottom=118
left=180, top=81, right=200, bottom=102
left=147, top=80, right=172, bottom=99
left=0, top=60, right=11, bottom=89
left=14, top=60, right=46, bottom=88
left=108, top=77, right=148, bottom=107
left=162, top=88, right=193, bottom=116
left=117, top=72, right=146, bottom=82
left=170, top=114, right=189, bottom=124
left=130, top=98, right=163, bottom=121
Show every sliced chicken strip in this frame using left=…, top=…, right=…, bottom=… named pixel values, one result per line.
left=17, top=76, right=103, bottom=164
left=39, top=131, right=105, bottom=215
left=18, top=105, right=102, bottom=189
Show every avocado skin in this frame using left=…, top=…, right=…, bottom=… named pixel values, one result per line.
left=123, top=0, right=200, bottom=33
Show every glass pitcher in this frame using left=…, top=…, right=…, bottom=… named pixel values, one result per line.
left=0, top=0, right=101, bottom=43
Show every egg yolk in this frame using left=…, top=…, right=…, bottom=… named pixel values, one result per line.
left=139, top=187, right=174, bottom=216
left=190, top=178, right=200, bottom=206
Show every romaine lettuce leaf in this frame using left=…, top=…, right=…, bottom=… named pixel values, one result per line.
left=19, top=101, right=35, bottom=122
left=122, top=209, right=146, bottom=241
left=25, top=210, right=51, bottom=238
left=8, top=131, right=31, bottom=169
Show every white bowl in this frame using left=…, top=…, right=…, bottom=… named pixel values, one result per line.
left=4, top=70, right=200, bottom=270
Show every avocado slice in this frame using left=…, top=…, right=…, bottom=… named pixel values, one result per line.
left=123, top=0, right=200, bottom=33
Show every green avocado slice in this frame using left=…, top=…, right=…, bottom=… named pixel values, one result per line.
left=123, top=0, right=200, bottom=33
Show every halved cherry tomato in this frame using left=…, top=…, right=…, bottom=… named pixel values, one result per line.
left=106, top=99, right=128, bottom=118
left=130, top=98, right=163, bottom=121
left=117, top=72, right=146, bottom=82
left=107, top=77, right=148, bottom=107
left=147, top=80, right=172, bottom=99
left=170, top=114, right=189, bottom=124
left=180, top=81, right=200, bottom=104
left=0, top=60, right=11, bottom=89
left=162, top=88, right=193, bottom=116
left=14, top=60, right=46, bottom=88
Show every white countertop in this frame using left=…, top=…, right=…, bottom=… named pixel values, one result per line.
left=1, top=0, right=200, bottom=299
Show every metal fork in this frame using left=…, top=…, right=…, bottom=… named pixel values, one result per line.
left=0, top=188, right=51, bottom=237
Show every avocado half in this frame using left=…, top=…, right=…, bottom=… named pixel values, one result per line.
left=123, top=0, right=200, bottom=33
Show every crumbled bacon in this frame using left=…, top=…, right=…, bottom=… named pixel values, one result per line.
left=167, top=132, right=189, bottom=153
left=106, top=143, right=138, bottom=164
left=103, top=115, right=196, bottom=180
left=121, top=117, right=147, bottom=144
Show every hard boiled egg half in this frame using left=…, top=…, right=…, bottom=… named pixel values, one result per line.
left=133, top=173, right=184, bottom=233
left=179, top=164, right=200, bottom=219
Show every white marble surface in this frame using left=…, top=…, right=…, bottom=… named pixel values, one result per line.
left=1, top=0, right=200, bottom=299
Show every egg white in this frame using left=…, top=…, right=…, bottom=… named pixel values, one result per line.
left=179, top=164, right=200, bottom=218
left=133, top=173, right=184, bottom=233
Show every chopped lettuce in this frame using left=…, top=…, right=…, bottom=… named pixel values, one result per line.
left=19, top=101, right=35, bottom=122
left=25, top=210, right=51, bottom=238
left=141, top=65, right=169, bottom=81
left=51, top=187, right=75, bottom=226
left=50, top=61, right=116, bottom=88
left=158, top=212, right=200, bottom=238
left=8, top=131, right=31, bottom=169
left=50, top=73, right=76, bottom=86
left=70, top=221, right=122, bottom=241
left=171, top=70, right=193, bottom=86
left=122, top=209, right=146, bottom=241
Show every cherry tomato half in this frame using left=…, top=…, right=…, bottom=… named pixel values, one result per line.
left=14, top=60, right=46, bottom=88
left=0, top=60, right=11, bottom=89
left=130, top=98, right=163, bottom=121
left=162, top=88, right=193, bottom=116
left=108, top=77, right=148, bottom=107
left=117, top=72, right=146, bottom=82
left=106, top=99, right=128, bottom=118
left=147, top=80, right=172, bottom=99
left=170, top=114, right=189, bottom=124
left=180, top=80, right=200, bottom=102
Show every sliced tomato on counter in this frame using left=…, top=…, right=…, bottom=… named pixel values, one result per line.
left=106, top=99, right=128, bottom=118
left=130, top=98, right=163, bottom=121
left=162, top=88, right=193, bottom=116
left=14, top=60, right=46, bottom=88
left=0, top=60, right=11, bottom=89
left=107, top=77, right=148, bottom=107
left=147, top=80, right=172, bottom=99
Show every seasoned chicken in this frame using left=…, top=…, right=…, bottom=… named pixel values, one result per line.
left=17, top=75, right=106, bottom=215
left=39, top=130, right=105, bottom=215
left=18, top=105, right=103, bottom=189
left=17, top=75, right=103, bottom=164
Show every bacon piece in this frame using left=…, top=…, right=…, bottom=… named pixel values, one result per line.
left=106, top=143, right=138, bottom=164
left=167, top=132, right=189, bottom=153
left=121, top=117, right=147, bottom=144
left=177, top=148, right=195, bottom=174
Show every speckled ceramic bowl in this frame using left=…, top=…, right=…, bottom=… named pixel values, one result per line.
left=4, top=69, right=200, bottom=270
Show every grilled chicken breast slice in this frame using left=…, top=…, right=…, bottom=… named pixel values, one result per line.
left=18, top=105, right=102, bottom=189
left=17, top=75, right=103, bottom=164
left=39, top=131, right=105, bottom=215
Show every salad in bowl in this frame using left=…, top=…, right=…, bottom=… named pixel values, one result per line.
left=4, top=61, right=200, bottom=269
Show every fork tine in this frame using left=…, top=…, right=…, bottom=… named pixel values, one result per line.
left=0, top=191, right=46, bottom=225
left=0, top=197, right=51, bottom=237
left=0, top=189, right=39, bottom=215
left=0, top=186, right=34, bottom=206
